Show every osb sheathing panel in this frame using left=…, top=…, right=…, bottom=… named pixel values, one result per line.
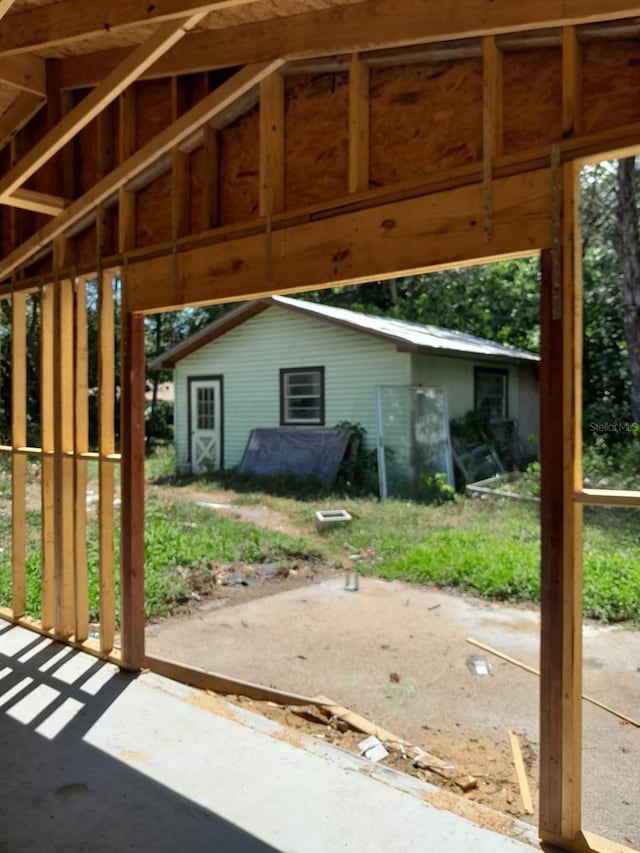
left=136, top=171, right=173, bottom=248
left=582, top=39, right=640, bottom=134
left=219, top=105, right=259, bottom=226
left=285, top=73, right=349, bottom=208
left=136, top=80, right=173, bottom=149
left=369, top=60, right=483, bottom=187
left=502, top=49, right=562, bottom=155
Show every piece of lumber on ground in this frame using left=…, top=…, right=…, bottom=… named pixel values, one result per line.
left=508, top=729, right=534, bottom=814
left=313, top=694, right=410, bottom=744
left=145, top=654, right=328, bottom=706
left=467, top=638, right=640, bottom=728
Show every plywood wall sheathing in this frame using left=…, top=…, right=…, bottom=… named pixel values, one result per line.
left=219, top=105, right=260, bottom=224
left=582, top=39, right=640, bottom=134
left=285, top=73, right=349, bottom=208
left=502, top=48, right=562, bottom=155
left=369, top=61, right=483, bottom=187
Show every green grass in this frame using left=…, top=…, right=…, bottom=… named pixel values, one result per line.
left=1, top=452, right=639, bottom=626
left=0, top=492, right=322, bottom=622
left=313, top=497, right=640, bottom=624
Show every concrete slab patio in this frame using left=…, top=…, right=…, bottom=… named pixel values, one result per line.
left=0, top=619, right=539, bottom=853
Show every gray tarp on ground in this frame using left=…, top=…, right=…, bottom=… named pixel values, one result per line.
left=238, top=428, right=350, bottom=484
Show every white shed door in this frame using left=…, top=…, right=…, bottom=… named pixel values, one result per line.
left=190, top=379, right=221, bottom=474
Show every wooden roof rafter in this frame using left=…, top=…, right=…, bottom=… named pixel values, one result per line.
left=0, top=11, right=209, bottom=212
left=0, top=59, right=284, bottom=283
left=32, top=0, right=640, bottom=89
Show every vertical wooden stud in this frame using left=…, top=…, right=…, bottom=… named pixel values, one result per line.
left=201, top=124, right=220, bottom=230
left=40, top=283, right=55, bottom=630
left=562, top=27, right=582, bottom=139
left=98, top=272, right=116, bottom=655
left=539, top=161, right=583, bottom=844
left=120, top=299, right=146, bottom=669
left=348, top=54, right=370, bottom=194
left=53, top=277, right=75, bottom=638
left=118, top=88, right=137, bottom=254
left=259, top=72, right=285, bottom=216
left=74, top=279, right=89, bottom=642
left=171, top=77, right=190, bottom=240
left=11, top=291, right=27, bottom=618
left=482, top=36, right=503, bottom=243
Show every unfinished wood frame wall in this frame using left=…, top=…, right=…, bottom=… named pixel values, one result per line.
left=2, top=19, right=640, bottom=853
left=0, top=275, right=122, bottom=663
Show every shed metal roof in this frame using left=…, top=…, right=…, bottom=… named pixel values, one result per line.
left=151, top=294, right=540, bottom=370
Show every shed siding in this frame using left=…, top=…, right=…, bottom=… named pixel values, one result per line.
left=173, top=305, right=410, bottom=472
left=410, top=354, right=520, bottom=422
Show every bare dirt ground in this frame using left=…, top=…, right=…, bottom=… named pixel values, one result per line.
left=6, top=473, right=636, bottom=843
left=145, top=488, right=640, bottom=849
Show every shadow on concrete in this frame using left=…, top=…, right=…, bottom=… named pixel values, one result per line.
left=0, top=624, right=282, bottom=853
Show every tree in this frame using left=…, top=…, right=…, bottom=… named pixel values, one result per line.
left=615, top=157, right=640, bottom=423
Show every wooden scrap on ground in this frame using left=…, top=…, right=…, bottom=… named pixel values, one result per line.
left=508, top=729, right=534, bottom=814
left=466, top=637, right=640, bottom=729
left=313, top=694, right=454, bottom=773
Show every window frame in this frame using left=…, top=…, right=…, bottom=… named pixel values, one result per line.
left=279, top=366, right=325, bottom=426
left=474, top=366, right=509, bottom=422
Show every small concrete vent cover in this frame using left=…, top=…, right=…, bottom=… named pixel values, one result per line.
left=315, top=509, right=352, bottom=531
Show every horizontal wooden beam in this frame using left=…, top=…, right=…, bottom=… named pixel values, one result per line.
left=126, top=167, right=551, bottom=313
left=0, top=0, right=14, bottom=20
left=0, top=54, right=45, bottom=96
left=54, top=0, right=640, bottom=87
left=0, top=61, right=284, bottom=283
left=7, top=188, right=68, bottom=216
left=0, top=14, right=207, bottom=205
left=576, top=488, right=640, bottom=507
left=0, top=0, right=264, bottom=55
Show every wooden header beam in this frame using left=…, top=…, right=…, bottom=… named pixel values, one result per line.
left=52, top=0, right=640, bottom=88
left=125, top=167, right=551, bottom=313
left=0, top=0, right=263, bottom=55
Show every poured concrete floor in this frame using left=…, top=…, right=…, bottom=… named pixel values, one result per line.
left=0, top=619, right=539, bottom=853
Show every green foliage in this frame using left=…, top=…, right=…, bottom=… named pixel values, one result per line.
left=420, top=472, right=456, bottom=505
left=334, top=421, right=379, bottom=496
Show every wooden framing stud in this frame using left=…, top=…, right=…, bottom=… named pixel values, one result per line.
left=73, top=279, right=89, bottom=643
left=39, top=284, right=55, bottom=630
left=259, top=71, right=285, bottom=217
left=98, top=272, right=116, bottom=656
left=538, top=162, right=584, bottom=844
left=482, top=35, right=503, bottom=243
left=348, top=53, right=370, bottom=194
left=53, top=278, right=75, bottom=638
left=119, top=302, right=146, bottom=669
left=11, top=291, right=27, bottom=618
left=562, top=27, right=583, bottom=139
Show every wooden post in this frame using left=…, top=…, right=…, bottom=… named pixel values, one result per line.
left=539, top=160, right=583, bottom=843
left=120, top=296, right=146, bottom=669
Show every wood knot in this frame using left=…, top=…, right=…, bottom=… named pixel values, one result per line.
left=332, top=248, right=350, bottom=263
left=381, top=219, right=396, bottom=230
